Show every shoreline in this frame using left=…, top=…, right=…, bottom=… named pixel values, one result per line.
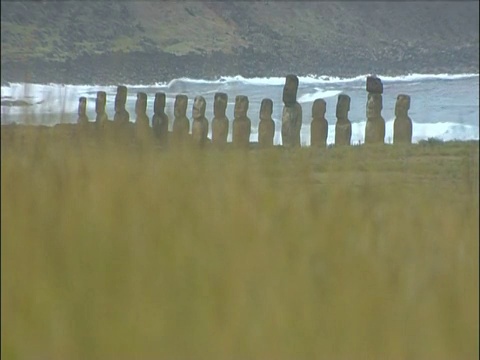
left=1, top=72, right=479, bottom=88
left=2, top=48, right=478, bottom=86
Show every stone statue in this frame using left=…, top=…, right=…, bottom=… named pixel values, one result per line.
left=152, top=92, right=169, bottom=145
left=364, top=93, right=385, bottom=144
left=191, top=96, right=209, bottom=148
left=310, top=98, right=328, bottom=148
left=95, top=91, right=109, bottom=128
left=364, top=76, right=385, bottom=144
left=135, top=92, right=149, bottom=127
left=135, top=92, right=151, bottom=145
left=258, top=98, right=275, bottom=148
left=335, top=94, right=352, bottom=146
left=172, top=95, right=190, bottom=145
left=232, top=95, right=251, bottom=149
left=113, top=85, right=130, bottom=124
left=77, top=97, right=89, bottom=125
left=393, top=94, right=413, bottom=144
left=211, top=92, right=229, bottom=149
left=281, top=74, right=302, bottom=148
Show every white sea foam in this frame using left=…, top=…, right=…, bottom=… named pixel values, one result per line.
left=297, top=90, right=343, bottom=103
left=4, top=73, right=477, bottom=92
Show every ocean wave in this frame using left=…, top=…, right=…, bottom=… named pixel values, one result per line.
left=297, top=90, right=343, bottom=103
left=3, top=73, right=478, bottom=91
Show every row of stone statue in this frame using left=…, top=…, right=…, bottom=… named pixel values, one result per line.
left=77, top=75, right=413, bottom=148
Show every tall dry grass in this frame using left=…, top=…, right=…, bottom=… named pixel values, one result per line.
left=1, top=126, right=478, bottom=360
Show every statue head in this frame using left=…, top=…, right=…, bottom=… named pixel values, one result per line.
left=154, top=92, right=166, bottom=114
left=78, top=97, right=87, bottom=116
left=366, top=93, right=382, bottom=118
left=135, top=92, right=148, bottom=116
left=192, top=96, right=206, bottom=120
left=395, top=94, right=411, bottom=117
left=214, top=92, right=228, bottom=117
left=282, top=74, right=299, bottom=106
left=114, top=85, right=127, bottom=111
left=95, top=91, right=107, bottom=113
left=174, top=95, right=188, bottom=118
left=336, top=94, right=351, bottom=119
left=312, top=99, right=326, bottom=118
left=234, top=95, right=249, bottom=119
left=366, top=75, right=383, bottom=94
left=259, top=98, right=273, bottom=120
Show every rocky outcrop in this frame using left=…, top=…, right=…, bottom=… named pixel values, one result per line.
left=1, top=2, right=477, bottom=84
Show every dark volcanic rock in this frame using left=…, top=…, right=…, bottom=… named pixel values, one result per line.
left=366, top=76, right=383, bottom=94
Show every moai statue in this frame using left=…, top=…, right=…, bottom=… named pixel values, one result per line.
left=152, top=92, right=169, bottom=146
left=172, top=95, right=190, bottom=145
left=232, top=95, right=251, bottom=149
left=393, top=94, right=413, bottom=144
left=135, top=92, right=149, bottom=126
left=113, top=85, right=130, bottom=124
left=364, top=75, right=385, bottom=144
left=258, top=98, right=275, bottom=148
left=77, top=97, right=89, bottom=125
left=135, top=92, right=151, bottom=145
left=211, top=92, right=229, bottom=149
left=281, top=74, right=302, bottom=148
left=191, top=96, right=209, bottom=148
left=95, top=91, right=109, bottom=128
left=310, top=98, right=328, bottom=148
left=335, top=94, right=352, bottom=146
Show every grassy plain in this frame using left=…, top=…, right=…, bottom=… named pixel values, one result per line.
left=1, top=127, right=478, bottom=360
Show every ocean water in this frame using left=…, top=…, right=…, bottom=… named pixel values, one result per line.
left=1, top=73, right=478, bottom=146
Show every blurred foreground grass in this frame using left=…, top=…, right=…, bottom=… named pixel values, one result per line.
left=1, top=127, right=479, bottom=359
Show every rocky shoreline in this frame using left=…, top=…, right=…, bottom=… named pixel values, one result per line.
left=2, top=46, right=478, bottom=86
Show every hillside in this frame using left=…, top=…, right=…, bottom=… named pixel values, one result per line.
left=1, top=1, right=479, bottom=84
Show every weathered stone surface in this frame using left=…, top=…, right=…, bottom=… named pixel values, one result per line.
left=232, top=95, right=251, bottom=149
left=135, top=92, right=151, bottom=146
left=113, top=85, right=130, bottom=124
left=366, top=75, right=383, bottom=94
left=212, top=92, right=229, bottom=149
left=310, top=98, right=328, bottom=148
left=152, top=92, right=169, bottom=145
left=335, top=94, right=352, bottom=146
left=77, top=96, right=89, bottom=125
left=191, top=96, right=209, bottom=148
left=365, top=93, right=385, bottom=144
left=281, top=74, right=302, bottom=148
left=258, top=98, right=275, bottom=148
left=135, top=92, right=149, bottom=125
left=282, top=104, right=302, bottom=148
left=393, top=94, right=413, bottom=144
left=95, top=91, right=109, bottom=127
left=172, top=95, right=190, bottom=145
left=282, top=74, right=299, bottom=106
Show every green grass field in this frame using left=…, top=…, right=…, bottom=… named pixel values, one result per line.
left=1, top=128, right=478, bottom=359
